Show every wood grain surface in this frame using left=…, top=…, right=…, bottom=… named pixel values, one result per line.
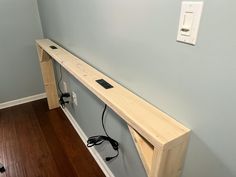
left=0, top=99, right=105, bottom=177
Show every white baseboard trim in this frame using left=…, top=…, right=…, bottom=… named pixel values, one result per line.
left=61, top=107, right=115, bottom=177
left=0, top=93, right=47, bottom=109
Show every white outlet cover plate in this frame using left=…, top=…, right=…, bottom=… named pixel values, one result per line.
left=72, top=92, right=78, bottom=106
left=177, top=1, right=204, bottom=45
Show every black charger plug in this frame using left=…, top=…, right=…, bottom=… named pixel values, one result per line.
left=59, top=92, right=70, bottom=108
left=0, top=163, right=5, bottom=173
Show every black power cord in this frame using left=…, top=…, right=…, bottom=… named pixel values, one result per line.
left=57, top=65, right=70, bottom=108
left=57, top=65, right=63, bottom=95
left=87, top=104, right=119, bottom=161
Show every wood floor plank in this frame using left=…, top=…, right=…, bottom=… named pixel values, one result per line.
left=0, top=99, right=105, bottom=177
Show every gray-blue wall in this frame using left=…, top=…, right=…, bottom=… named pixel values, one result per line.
left=0, top=0, right=44, bottom=103
left=37, top=1, right=236, bottom=177
left=54, top=66, right=147, bottom=177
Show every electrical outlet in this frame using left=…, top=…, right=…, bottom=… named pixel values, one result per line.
left=72, top=91, right=78, bottom=106
left=63, top=81, right=68, bottom=92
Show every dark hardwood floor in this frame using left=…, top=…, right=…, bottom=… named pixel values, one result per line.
left=0, top=99, right=105, bottom=177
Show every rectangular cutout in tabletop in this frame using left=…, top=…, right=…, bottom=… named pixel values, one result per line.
left=96, top=79, right=113, bottom=89
left=50, top=45, right=58, bottom=49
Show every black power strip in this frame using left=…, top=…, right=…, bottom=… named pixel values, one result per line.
left=50, top=45, right=58, bottom=49
left=96, top=79, right=113, bottom=89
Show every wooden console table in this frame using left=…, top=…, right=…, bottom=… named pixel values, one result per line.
left=36, top=39, right=190, bottom=177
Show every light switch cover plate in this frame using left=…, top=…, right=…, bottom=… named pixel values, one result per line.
left=177, top=1, right=204, bottom=45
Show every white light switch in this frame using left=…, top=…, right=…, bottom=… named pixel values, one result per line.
left=181, top=12, right=194, bottom=36
left=177, top=1, right=204, bottom=45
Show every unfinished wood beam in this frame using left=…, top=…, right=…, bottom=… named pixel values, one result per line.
left=150, top=134, right=190, bottom=177
left=36, top=45, right=59, bottom=109
left=128, top=126, right=153, bottom=176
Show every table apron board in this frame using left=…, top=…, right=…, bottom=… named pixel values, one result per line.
left=36, top=39, right=190, bottom=177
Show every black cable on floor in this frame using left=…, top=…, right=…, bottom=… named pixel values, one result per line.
left=87, top=104, right=119, bottom=161
left=0, top=163, right=5, bottom=173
